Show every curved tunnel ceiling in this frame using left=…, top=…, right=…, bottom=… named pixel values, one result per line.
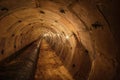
left=0, top=0, right=80, bottom=61
left=0, top=0, right=120, bottom=80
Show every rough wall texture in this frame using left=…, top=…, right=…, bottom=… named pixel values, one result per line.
left=0, top=0, right=120, bottom=80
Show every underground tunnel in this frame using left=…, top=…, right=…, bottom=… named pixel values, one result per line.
left=0, top=0, right=120, bottom=80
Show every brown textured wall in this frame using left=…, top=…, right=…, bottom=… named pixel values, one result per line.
left=0, top=0, right=119, bottom=80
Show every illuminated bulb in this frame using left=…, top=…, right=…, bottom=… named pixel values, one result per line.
left=57, top=34, right=60, bottom=36
left=66, top=35, right=69, bottom=39
left=43, top=34, right=48, bottom=37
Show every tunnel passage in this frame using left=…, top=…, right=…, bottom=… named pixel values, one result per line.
left=35, top=39, right=75, bottom=80
left=0, top=0, right=119, bottom=80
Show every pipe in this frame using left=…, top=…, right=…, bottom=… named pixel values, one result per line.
left=0, top=39, right=41, bottom=80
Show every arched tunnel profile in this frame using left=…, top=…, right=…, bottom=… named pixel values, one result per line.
left=0, top=0, right=120, bottom=80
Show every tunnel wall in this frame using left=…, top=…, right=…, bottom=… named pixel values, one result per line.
left=0, top=0, right=119, bottom=80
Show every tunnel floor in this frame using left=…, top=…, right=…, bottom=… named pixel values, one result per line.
left=35, top=40, right=74, bottom=80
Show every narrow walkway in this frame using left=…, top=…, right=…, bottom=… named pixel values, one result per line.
left=35, top=40, right=74, bottom=80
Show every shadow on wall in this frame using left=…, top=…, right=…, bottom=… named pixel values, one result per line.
left=69, top=33, right=91, bottom=80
